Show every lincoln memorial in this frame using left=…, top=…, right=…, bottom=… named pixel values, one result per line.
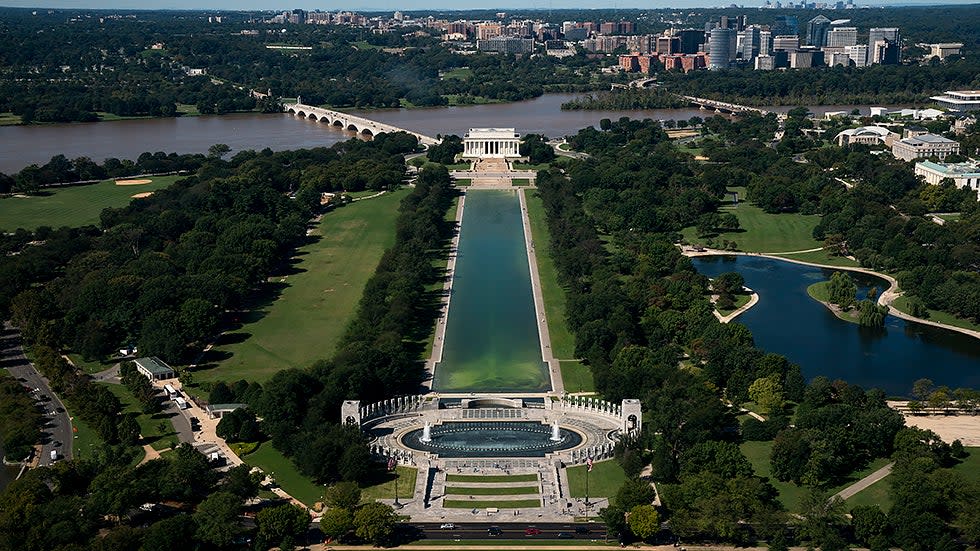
left=462, top=128, right=521, bottom=159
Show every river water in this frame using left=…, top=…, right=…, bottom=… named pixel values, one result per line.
left=0, top=93, right=877, bottom=174
left=433, top=190, right=549, bottom=393
left=692, top=255, right=980, bottom=396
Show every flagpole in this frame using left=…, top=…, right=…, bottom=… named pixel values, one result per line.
left=585, top=459, right=591, bottom=508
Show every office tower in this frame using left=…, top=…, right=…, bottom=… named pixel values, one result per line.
left=806, top=15, right=831, bottom=47
left=773, top=35, right=800, bottom=52
left=677, top=29, right=705, bottom=53
left=759, top=29, right=772, bottom=55
left=868, top=27, right=901, bottom=62
left=845, top=44, right=868, bottom=67
left=737, top=26, right=761, bottom=59
left=826, top=26, right=857, bottom=47
left=708, top=27, right=734, bottom=69
left=772, top=15, right=799, bottom=37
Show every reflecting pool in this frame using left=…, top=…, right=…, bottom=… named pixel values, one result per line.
left=401, top=421, right=582, bottom=457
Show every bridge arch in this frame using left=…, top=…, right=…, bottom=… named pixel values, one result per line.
left=332, top=120, right=343, bottom=127
left=360, top=128, right=374, bottom=137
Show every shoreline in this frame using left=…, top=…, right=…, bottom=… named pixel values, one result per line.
left=805, top=281, right=861, bottom=325
left=682, top=247, right=980, bottom=341
left=423, top=191, right=466, bottom=390
left=713, top=287, right=760, bottom=324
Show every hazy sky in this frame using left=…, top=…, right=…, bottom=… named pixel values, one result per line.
left=1, top=0, right=973, bottom=10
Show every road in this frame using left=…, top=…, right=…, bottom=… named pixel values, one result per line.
left=411, top=521, right=608, bottom=541
left=1, top=322, right=73, bottom=466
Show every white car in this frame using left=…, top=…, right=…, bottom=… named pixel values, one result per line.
left=439, top=523, right=455, bottom=530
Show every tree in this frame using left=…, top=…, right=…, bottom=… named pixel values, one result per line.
left=193, top=491, right=242, bottom=547
left=851, top=505, right=889, bottom=547
left=222, top=464, right=261, bottom=500
left=627, top=504, right=659, bottom=540
left=325, top=481, right=362, bottom=510
left=320, top=507, right=354, bottom=541
left=353, top=502, right=396, bottom=546
left=615, top=478, right=657, bottom=510
left=858, top=299, right=888, bottom=328
left=826, top=271, right=857, bottom=310
left=208, top=143, right=231, bottom=159
left=256, top=503, right=310, bottom=550
left=749, top=375, right=785, bottom=414
left=117, top=414, right=141, bottom=446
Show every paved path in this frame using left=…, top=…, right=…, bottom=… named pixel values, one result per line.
left=425, top=194, right=465, bottom=389
left=1, top=321, right=72, bottom=467
left=832, top=462, right=893, bottom=501
left=713, top=287, right=759, bottom=324
left=519, top=188, right=563, bottom=395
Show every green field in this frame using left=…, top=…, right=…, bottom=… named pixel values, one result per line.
left=445, top=486, right=539, bottom=495
left=243, top=442, right=323, bottom=506
left=194, top=189, right=407, bottom=384
left=359, top=465, right=417, bottom=502
left=69, top=415, right=105, bottom=461
left=844, top=475, right=893, bottom=511
left=559, top=361, right=595, bottom=393
left=100, top=383, right=179, bottom=451
left=513, top=162, right=551, bottom=172
left=681, top=187, right=825, bottom=254
left=953, top=447, right=980, bottom=483
left=441, top=67, right=473, bottom=80
left=67, top=354, right=118, bottom=375
left=454, top=178, right=472, bottom=186
left=443, top=499, right=541, bottom=509
left=0, top=176, right=182, bottom=231
left=0, top=112, right=23, bottom=125
left=772, top=249, right=859, bottom=267
left=566, top=460, right=627, bottom=504
left=716, top=292, right=751, bottom=314
left=446, top=473, right=538, bottom=483
left=891, top=296, right=980, bottom=333
left=512, top=178, right=531, bottom=186
left=525, top=192, right=576, bottom=360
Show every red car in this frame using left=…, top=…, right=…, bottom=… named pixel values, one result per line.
left=525, top=527, right=542, bottom=536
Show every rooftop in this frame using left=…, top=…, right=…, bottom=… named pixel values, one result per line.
left=916, top=160, right=980, bottom=175
left=134, top=356, right=175, bottom=376
left=465, top=128, right=520, bottom=139
left=900, top=133, right=958, bottom=145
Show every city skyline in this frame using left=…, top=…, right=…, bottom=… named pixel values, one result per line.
left=3, top=0, right=980, bottom=11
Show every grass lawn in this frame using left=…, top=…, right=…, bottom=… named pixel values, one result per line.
left=716, top=292, right=751, bottom=315
left=69, top=415, right=105, bottom=461
left=100, top=383, right=179, bottom=451
left=443, top=499, right=540, bottom=509
left=560, top=361, right=595, bottom=393
left=891, top=296, right=980, bottom=333
left=681, top=187, right=825, bottom=254
left=176, top=103, right=201, bottom=116
left=952, top=447, right=980, bottom=483
left=67, top=354, right=118, bottom=375
left=446, top=473, right=538, bottom=483
left=243, top=442, right=323, bottom=506
left=513, top=162, right=551, bottom=172
left=807, top=282, right=859, bottom=325
left=936, top=213, right=961, bottom=222
left=0, top=175, right=182, bottom=231
left=360, top=465, right=417, bottom=503
left=525, top=191, right=576, bottom=360
left=441, top=67, right=473, bottom=80
left=740, top=440, right=808, bottom=512
left=772, top=249, right=859, bottom=267
left=445, top=486, right=539, bottom=495
left=404, top=540, right=613, bottom=547
left=512, top=178, right=531, bottom=186
left=566, top=460, right=626, bottom=504
left=843, top=475, right=894, bottom=511
left=194, top=189, right=408, bottom=384
left=0, top=112, right=23, bottom=125
left=557, top=143, right=572, bottom=151
left=454, top=178, right=472, bottom=186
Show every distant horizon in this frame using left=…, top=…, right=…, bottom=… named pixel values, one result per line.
left=3, top=0, right=980, bottom=12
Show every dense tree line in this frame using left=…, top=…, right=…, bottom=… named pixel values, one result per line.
left=561, top=88, right=689, bottom=111
left=0, top=375, right=43, bottom=459
left=250, top=166, right=456, bottom=485
left=8, top=134, right=417, bottom=366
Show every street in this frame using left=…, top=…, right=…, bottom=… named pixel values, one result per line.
left=411, top=521, right=608, bottom=541
left=1, top=322, right=73, bottom=466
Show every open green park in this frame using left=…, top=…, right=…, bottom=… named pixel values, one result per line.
left=192, top=189, right=408, bottom=385
left=0, top=175, right=182, bottom=231
left=100, top=382, right=176, bottom=453
left=566, top=460, right=627, bottom=505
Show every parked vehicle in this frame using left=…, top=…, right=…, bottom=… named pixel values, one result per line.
left=439, top=523, right=455, bottom=530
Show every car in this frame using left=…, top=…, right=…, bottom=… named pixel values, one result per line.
left=524, top=527, right=541, bottom=536
left=574, top=526, right=591, bottom=534
left=439, top=523, right=455, bottom=530
left=557, top=532, right=574, bottom=539
left=488, top=526, right=502, bottom=536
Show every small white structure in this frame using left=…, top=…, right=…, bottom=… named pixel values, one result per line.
left=462, top=128, right=521, bottom=158
left=915, top=160, right=980, bottom=200
left=134, top=356, right=176, bottom=381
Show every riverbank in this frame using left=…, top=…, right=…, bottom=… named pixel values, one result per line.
left=713, top=287, right=760, bottom=324
left=681, top=246, right=980, bottom=342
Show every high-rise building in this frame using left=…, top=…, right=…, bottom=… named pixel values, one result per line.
left=655, top=35, right=679, bottom=55
left=759, top=29, right=773, bottom=55
left=845, top=44, right=868, bottom=67
left=755, top=55, right=776, bottom=70
left=737, top=26, right=761, bottom=59
left=773, top=35, right=800, bottom=52
left=868, top=27, right=900, bottom=62
left=677, top=29, right=705, bottom=53
left=806, top=15, right=831, bottom=47
left=477, top=23, right=502, bottom=40
left=627, top=35, right=654, bottom=54
left=708, top=27, right=734, bottom=70
left=772, top=15, right=799, bottom=37
left=826, top=26, right=857, bottom=47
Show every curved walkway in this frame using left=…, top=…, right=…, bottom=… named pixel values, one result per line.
left=681, top=246, right=980, bottom=341
left=714, top=289, right=759, bottom=324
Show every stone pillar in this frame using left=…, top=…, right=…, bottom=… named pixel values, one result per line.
left=341, top=400, right=362, bottom=427
left=622, top=399, right=642, bottom=437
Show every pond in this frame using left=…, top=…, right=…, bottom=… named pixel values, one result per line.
left=691, top=255, right=980, bottom=396
left=401, top=421, right=582, bottom=458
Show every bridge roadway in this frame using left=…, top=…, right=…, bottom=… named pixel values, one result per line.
left=681, top=95, right=783, bottom=119
left=284, top=103, right=439, bottom=146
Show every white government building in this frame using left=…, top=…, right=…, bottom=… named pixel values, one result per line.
left=462, top=128, right=521, bottom=158
left=915, top=160, right=980, bottom=200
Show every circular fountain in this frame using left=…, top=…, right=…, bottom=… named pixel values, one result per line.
left=400, top=421, right=583, bottom=458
